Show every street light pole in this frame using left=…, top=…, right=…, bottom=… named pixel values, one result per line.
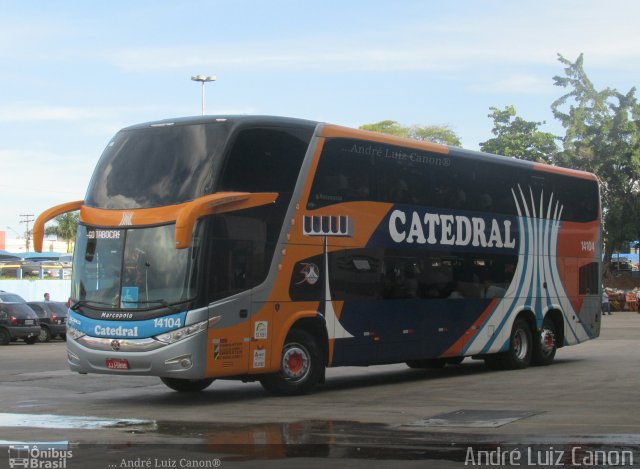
left=191, top=75, right=216, bottom=115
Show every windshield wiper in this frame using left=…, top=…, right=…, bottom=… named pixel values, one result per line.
left=120, top=299, right=180, bottom=313
left=71, top=299, right=118, bottom=310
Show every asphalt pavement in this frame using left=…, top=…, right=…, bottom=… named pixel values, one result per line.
left=0, top=311, right=638, bottom=468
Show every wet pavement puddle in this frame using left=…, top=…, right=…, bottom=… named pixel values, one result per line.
left=0, top=412, right=157, bottom=431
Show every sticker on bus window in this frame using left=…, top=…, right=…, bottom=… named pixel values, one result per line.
left=121, top=286, right=139, bottom=308
left=254, top=321, right=268, bottom=340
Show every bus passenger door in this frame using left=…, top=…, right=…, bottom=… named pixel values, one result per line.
left=207, top=293, right=252, bottom=377
left=204, top=238, right=255, bottom=377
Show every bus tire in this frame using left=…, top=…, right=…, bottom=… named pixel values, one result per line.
left=532, top=318, right=557, bottom=366
left=260, top=329, right=323, bottom=396
left=160, top=377, right=215, bottom=392
left=501, top=318, right=532, bottom=370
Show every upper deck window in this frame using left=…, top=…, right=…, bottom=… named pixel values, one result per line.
left=218, top=126, right=313, bottom=195
left=85, top=122, right=231, bottom=209
left=85, top=122, right=313, bottom=210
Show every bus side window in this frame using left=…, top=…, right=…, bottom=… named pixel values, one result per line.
left=219, top=127, right=311, bottom=195
left=383, top=257, right=419, bottom=299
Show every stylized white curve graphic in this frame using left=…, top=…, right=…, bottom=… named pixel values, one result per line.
left=322, top=239, right=353, bottom=339
left=464, top=184, right=591, bottom=355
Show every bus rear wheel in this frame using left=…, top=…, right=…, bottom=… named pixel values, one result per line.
left=160, top=377, right=215, bottom=392
left=532, top=318, right=557, bottom=366
left=260, top=329, right=323, bottom=396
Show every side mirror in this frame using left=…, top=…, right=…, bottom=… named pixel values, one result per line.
left=33, top=201, right=83, bottom=252
left=174, top=192, right=278, bottom=249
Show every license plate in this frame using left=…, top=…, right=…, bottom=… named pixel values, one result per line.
left=24, top=320, right=34, bottom=325
left=106, top=358, right=130, bottom=370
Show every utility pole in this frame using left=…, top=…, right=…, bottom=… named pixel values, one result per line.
left=19, top=214, right=34, bottom=252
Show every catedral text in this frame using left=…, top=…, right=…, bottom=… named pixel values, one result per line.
left=389, top=209, right=516, bottom=249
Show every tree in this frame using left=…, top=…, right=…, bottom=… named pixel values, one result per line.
left=551, top=53, right=640, bottom=262
left=359, top=120, right=408, bottom=138
left=45, top=212, right=79, bottom=253
left=479, top=105, right=558, bottom=164
left=408, top=124, right=462, bottom=146
left=359, top=121, right=462, bottom=146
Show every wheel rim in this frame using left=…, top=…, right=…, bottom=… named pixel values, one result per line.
left=39, top=328, right=48, bottom=342
left=282, top=343, right=310, bottom=383
left=513, top=328, right=528, bottom=360
left=539, top=328, right=555, bottom=356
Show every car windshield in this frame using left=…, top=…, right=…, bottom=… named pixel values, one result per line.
left=71, top=224, right=200, bottom=310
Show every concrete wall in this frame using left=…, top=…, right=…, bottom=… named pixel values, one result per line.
left=0, top=280, right=71, bottom=302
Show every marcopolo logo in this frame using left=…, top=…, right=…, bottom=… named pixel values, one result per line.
left=8, top=443, right=73, bottom=468
left=387, top=209, right=517, bottom=250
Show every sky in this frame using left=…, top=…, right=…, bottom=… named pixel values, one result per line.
left=1, top=0, right=639, bottom=241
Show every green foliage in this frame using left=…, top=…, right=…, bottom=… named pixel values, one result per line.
left=44, top=212, right=79, bottom=253
left=359, top=54, right=640, bottom=261
left=551, top=53, right=640, bottom=256
left=359, top=120, right=408, bottom=138
left=479, top=105, right=558, bottom=164
left=359, top=121, right=462, bottom=146
left=408, top=124, right=462, bottom=146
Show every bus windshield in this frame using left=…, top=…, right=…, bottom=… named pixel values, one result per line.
left=85, top=121, right=231, bottom=209
left=71, top=224, right=199, bottom=309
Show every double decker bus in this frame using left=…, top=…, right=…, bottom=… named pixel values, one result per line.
left=34, top=115, right=601, bottom=394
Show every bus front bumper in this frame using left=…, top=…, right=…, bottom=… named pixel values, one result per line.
left=66, top=331, right=209, bottom=379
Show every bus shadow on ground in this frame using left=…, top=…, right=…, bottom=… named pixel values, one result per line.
left=138, top=356, right=583, bottom=406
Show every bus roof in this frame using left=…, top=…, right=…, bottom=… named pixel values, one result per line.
left=121, top=115, right=319, bottom=132
left=321, top=122, right=598, bottom=182
left=121, top=115, right=597, bottom=183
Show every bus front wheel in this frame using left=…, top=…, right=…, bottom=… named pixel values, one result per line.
left=260, top=329, right=323, bottom=396
left=501, top=318, right=533, bottom=369
left=160, top=377, right=215, bottom=392
left=484, top=318, right=533, bottom=370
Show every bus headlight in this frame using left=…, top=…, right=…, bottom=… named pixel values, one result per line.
left=155, top=320, right=208, bottom=344
left=67, top=324, right=86, bottom=341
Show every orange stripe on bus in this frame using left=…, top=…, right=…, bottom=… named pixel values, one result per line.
left=533, top=163, right=597, bottom=181
left=440, top=299, right=498, bottom=358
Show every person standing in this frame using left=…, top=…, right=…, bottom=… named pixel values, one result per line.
left=43, top=292, right=50, bottom=302
left=602, top=290, right=611, bottom=315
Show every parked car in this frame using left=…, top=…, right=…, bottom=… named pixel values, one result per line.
left=0, top=302, right=41, bottom=345
left=0, top=290, right=26, bottom=303
left=26, top=301, right=68, bottom=342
